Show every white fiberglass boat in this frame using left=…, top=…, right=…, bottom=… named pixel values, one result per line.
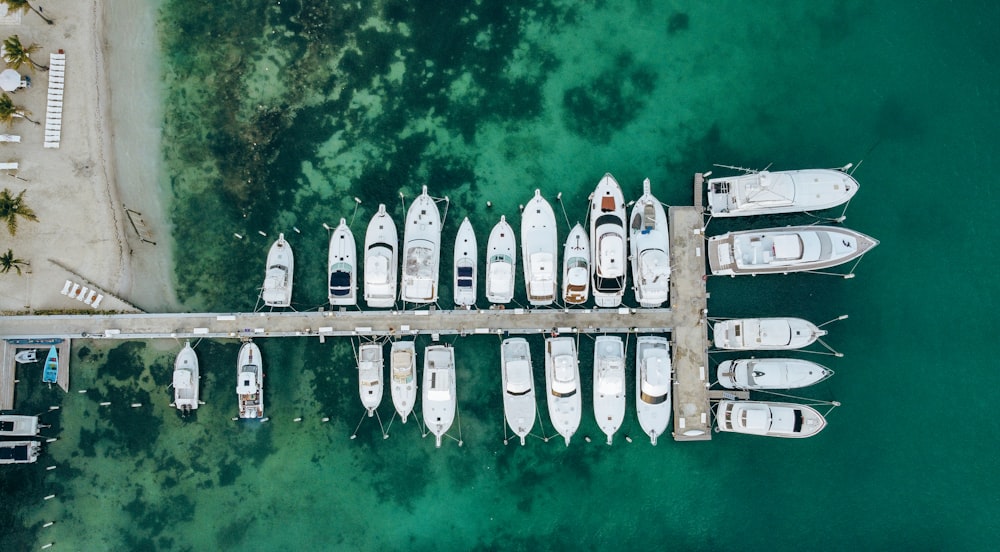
left=486, top=216, right=516, bottom=304
left=236, top=342, right=264, bottom=419
left=0, top=441, right=40, bottom=464
left=521, top=190, right=558, bottom=306
left=636, top=335, right=671, bottom=445
left=389, top=341, right=417, bottom=423
left=400, top=186, right=441, bottom=304
left=0, top=415, right=39, bottom=436
left=629, top=178, right=670, bottom=307
left=501, top=338, right=537, bottom=445
left=545, top=336, right=581, bottom=446
left=708, top=225, right=878, bottom=276
left=172, top=341, right=199, bottom=413
left=422, top=344, right=456, bottom=448
left=562, top=223, right=590, bottom=305
left=329, top=218, right=357, bottom=306
left=13, top=349, right=36, bottom=363
left=713, top=317, right=825, bottom=350
left=590, top=173, right=627, bottom=307
left=357, top=343, right=383, bottom=417
left=706, top=167, right=859, bottom=217
left=717, top=358, right=833, bottom=390
left=593, top=336, right=626, bottom=445
left=716, top=400, right=827, bottom=438
left=453, top=217, right=478, bottom=307
left=364, top=204, right=397, bottom=308
left=261, top=233, right=294, bottom=307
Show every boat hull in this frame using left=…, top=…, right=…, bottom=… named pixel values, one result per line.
left=501, top=338, right=537, bottom=445
left=329, top=219, right=357, bottom=306
left=42, top=346, right=58, bottom=384
left=453, top=218, right=478, bottom=307
left=521, top=190, right=558, bottom=306
left=716, top=400, right=827, bottom=438
left=708, top=225, right=878, bottom=276
left=422, top=344, right=456, bottom=447
left=364, top=204, right=398, bottom=308
left=262, top=234, right=294, bottom=307
left=593, top=336, right=625, bottom=445
left=713, top=318, right=825, bottom=350
left=173, top=341, right=199, bottom=412
left=358, top=343, right=384, bottom=416
left=236, top=342, right=264, bottom=420
left=486, top=216, right=516, bottom=304
left=545, top=337, right=581, bottom=446
left=0, top=440, right=41, bottom=464
left=590, top=173, right=627, bottom=307
left=562, top=223, right=590, bottom=305
left=629, top=179, right=670, bottom=308
left=717, top=358, right=833, bottom=390
left=706, top=168, right=859, bottom=217
left=401, top=188, right=442, bottom=304
left=389, top=341, right=417, bottom=423
left=636, top=336, right=671, bottom=445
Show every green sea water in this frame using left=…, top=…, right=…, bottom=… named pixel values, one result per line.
left=3, top=1, right=1000, bottom=550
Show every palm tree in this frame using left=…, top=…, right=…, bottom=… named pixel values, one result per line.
left=0, top=0, right=53, bottom=25
left=2, top=35, right=48, bottom=72
left=0, top=248, right=27, bottom=275
left=0, top=187, right=38, bottom=235
left=0, top=92, right=37, bottom=125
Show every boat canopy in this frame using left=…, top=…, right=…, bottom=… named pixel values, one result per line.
left=552, top=355, right=577, bottom=394
left=736, top=171, right=795, bottom=207
left=365, top=254, right=390, bottom=284
left=641, top=356, right=671, bottom=397
left=427, top=369, right=452, bottom=401
left=737, top=405, right=771, bottom=432
left=405, top=245, right=435, bottom=277
left=639, top=250, right=670, bottom=282
left=597, top=364, right=624, bottom=395
left=754, top=319, right=792, bottom=346
left=597, top=234, right=625, bottom=277
left=489, top=262, right=513, bottom=294
left=771, top=234, right=803, bottom=260
left=237, top=371, right=259, bottom=394
left=506, top=360, right=532, bottom=395
left=173, top=370, right=193, bottom=389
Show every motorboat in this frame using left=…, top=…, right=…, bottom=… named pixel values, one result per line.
left=0, top=441, right=40, bottom=464
left=42, top=346, right=57, bottom=384
left=389, top=341, right=417, bottom=423
left=486, top=215, right=516, bottom=304
left=717, top=358, right=833, bottom=390
left=706, top=166, right=859, bottom=217
left=592, top=336, right=625, bottom=445
left=544, top=336, right=581, bottom=446
left=400, top=186, right=441, bottom=304
left=716, top=400, right=827, bottom=438
left=521, top=190, right=558, bottom=306
left=357, top=343, right=383, bottom=417
left=328, top=218, right=357, bottom=306
left=13, top=348, right=36, bottom=363
left=261, top=233, right=294, bottom=307
left=236, top=341, right=264, bottom=419
left=713, top=317, right=825, bottom=350
left=172, top=341, right=199, bottom=413
left=629, top=178, right=670, bottom=307
left=501, top=337, right=536, bottom=446
left=364, top=204, right=398, bottom=308
left=708, top=225, right=878, bottom=276
left=562, top=223, right=590, bottom=305
left=422, top=344, right=456, bottom=448
left=590, top=173, right=627, bottom=307
left=453, top=217, right=478, bottom=307
left=0, top=415, right=39, bottom=436
left=636, top=335, right=671, bottom=445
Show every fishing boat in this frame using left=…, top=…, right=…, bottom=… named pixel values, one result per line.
left=0, top=415, right=39, bottom=436
left=562, top=223, right=590, bottom=305
left=42, top=346, right=58, bottom=384
left=422, top=344, right=456, bottom=448
left=590, top=173, right=627, bottom=307
left=0, top=441, right=41, bottom=464
left=717, top=358, right=833, bottom=390
left=636, top=335, right=671, bottom=445
left=400, top=186, right=442, bottom=304
left=713, top=317, right=826, bottom=351
left=172, top=341, right=199, bottom=413
left=501, top=337, right=536, bottom=446
left=261, top=233, right=294, bottom=307
left=236, top=341, right=264, bottom=419
left=328, top=218, right=357, bottom=306
left=13, top=349, right=36, bottom=364
left=453, top=217, right=478, bottom=307
left=363, top=204, right=398, bottom=308
left=357, top=343, right=383, bottom=417
left=521, top=190, right=558, bottom=306
left=486, top=215, right=516, bottom=304
left=593, top=336, right=625, bottom=445
left=389, top=341, right=417, bottom=423
left=544, top=336, right=581, bottom=446
left=629, top=178, right=670, bottom=307
left=706, top=166, right=859, bottom=217
left=707, top=225, right=878, bottom=276
left=716, top=400, right=827, bottom=438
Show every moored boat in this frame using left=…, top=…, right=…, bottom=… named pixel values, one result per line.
left=14, top=349, right=36, bottom=364
left=172, top=341, right=199, bottom=413
left=358, top=343, right=383, bottom=417
left=716, top=400, right=827, bottom=438
left=422, top=344, right=456, bottom=448
left=262, top=233, right=294, bottom=307
left=364, top=204, right=398, bottom=308
left=593, top=336, right=626, bottom=445
left=562, top=223, right=590, bottom=305
left=0, top=441, right=41, bottom=464
left=590, top=173, right=627, bottom=307
left=545, top=336, right=581, bottom=446
left=328, top=218, right=357, bottom=306
left=0, top=415, right=40, bottom=436
left=636, top=335, right=671, bottom=445
left=501, top=337, right=536, bottom=446
left=629, top=178, right=670, bottom=307
left=400, top=186, right=442, bottom=304
left=708, top=225, right=878, bottom=276
left=453, top=217, right=478, bottom=307
left=486, top=216, right=516, bottom=304
left=521, top=190, right=558, bottom=306
left=713, top=317, right=826, bottom=351
left=706, top=167, right=859, bottom=217
left=42, top=346, right=57, bottom=384
left=236, top=341, right=264, bottom=419
left=389, top=341, right=417, bottom=423
left=717, top=358, right=833, bottom=390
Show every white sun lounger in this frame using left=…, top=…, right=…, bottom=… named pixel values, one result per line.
left=0, top=162, right=17, bottom=170
left=91, top=294, right=104, bottom=309
left=69, top=283, right=80, bottom=298
left=84, top=290, right=98, bottom=305
left=45, top=52, right=66, bottom=149
left=76, top=286, right=88, bottom=301
left=60, top=280, right=72, bottom=295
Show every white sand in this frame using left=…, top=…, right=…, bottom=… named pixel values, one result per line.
left=0, top=0, right=178, bottom=314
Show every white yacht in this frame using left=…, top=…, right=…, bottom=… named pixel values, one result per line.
left=501, top=338, right=537, bottom=445
left=328, top=218, right=357, bottom=305
left=364, top=204, right=397, bottom=308
left=590, top=173, right=627, bottom=307
left=486, top=215, right=516, bottom=304
left=708, top=225, right=879, bottom=276
left=521, top=190, right=558, bottom=306
left=357, top=343, right=383, bottom=417
left=562, top=223, right=590, bottom=305
left=544, top=336, right=581, bottom=446
left=717, top=358, right=833, bottom=390
left=261, top=233, right=294, bottom=307
left=236, top=341, right=264, bottom=419
left=453, top=217, right=478, bottom=307
left=706, top=167, right=859, bottom=217
left=400, top=186, right=441, bottom=304
left=0, top=415, right=39, bottom=436
left=0, top=441, right=40, bottom=464
left=389, top=341, right=417, bottom=423
left=629, top=178, right=670, bottom=307
left=716, top=400, right=827, bottom=438
left=422, top=344, right=456, bottom=448
left=636, top=335, right=671, bottom=445
left=592, top=336, right=626, bottom=445
left=713, top=317, right=826, bottom=350
left=172, top=341, right=199, bottom=413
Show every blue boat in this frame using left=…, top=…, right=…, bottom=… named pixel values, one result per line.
left=42, top=346, right=58, bottom=384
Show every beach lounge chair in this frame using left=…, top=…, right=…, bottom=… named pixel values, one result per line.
left=91, top=294, right=103, bottom=309
left=60, top=280, right=72, bottom=295
left=0, top=134, right=19, bottom=143
left=76, top=286, right=88, bottom=301
left=69, top=283, right=80, bottom=298
left=0, top=162, right=17, bottom=170
left=84, top=290, right=97, bottom=305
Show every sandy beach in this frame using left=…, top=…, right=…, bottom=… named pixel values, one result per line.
left=0, top=0, right=177, bottom=315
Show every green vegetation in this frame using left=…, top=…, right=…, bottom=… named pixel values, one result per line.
left=2, top=35, right=48, bottom=71
left=0, top=188, right=38, bottom=235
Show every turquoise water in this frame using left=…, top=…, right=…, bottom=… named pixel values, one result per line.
left=4, top=0, right=1000, bottom=549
